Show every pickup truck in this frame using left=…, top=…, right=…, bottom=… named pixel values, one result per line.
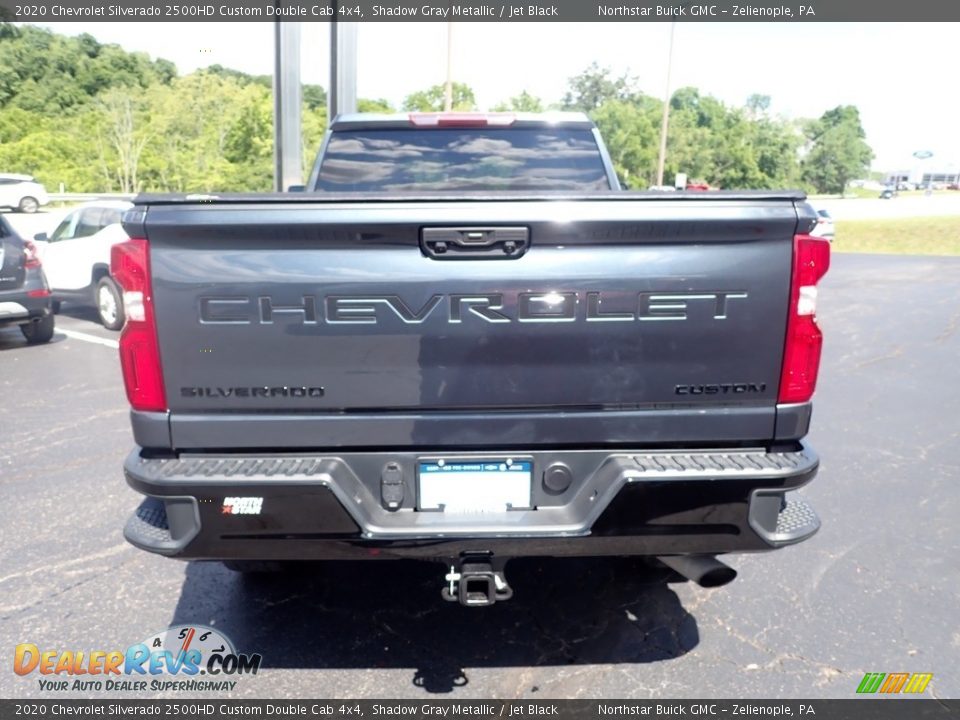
left=117, top=112, right=829, bottom=606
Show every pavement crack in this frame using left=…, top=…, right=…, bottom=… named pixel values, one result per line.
left=711, top=617, right=845, bottom=677
left=0, top=544, right=128, bottom=587
left=935, top=309, right=960, bottom=343
left=853, top=345, right=904, bottom=368
left=1, top=554, right=133, bottom=620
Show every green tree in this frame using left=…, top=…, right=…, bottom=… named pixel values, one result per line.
left=0, top=25, right=176, bottom=113
left=561, top=63, right=642, bottom=112
left=222, top=86, right=275, bottom=191
left=95, top=87, right=150, bottom=193
left=402, top=82, right=476, bottom=112
left=801, top=105, right=874, bottom=195
left=492, top=90, right=544, bottom=112
left=202, top=64, right=270, bottom=89
left=302, top=84, right=327, bottom=111
left=0, top=24, right=823, bottom=196
left=750, top=116, right=803, bottom=188
left=590, top=99, right=659, bottom=188
left=357, top=97, right=393, bottom=113
left=746, top=93, right=771, bottom=117
left=660, top=89, right=803, bottom=190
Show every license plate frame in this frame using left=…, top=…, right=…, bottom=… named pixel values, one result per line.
left=417, top=457, right=534, bottom=513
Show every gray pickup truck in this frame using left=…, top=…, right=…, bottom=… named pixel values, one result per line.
left=118, top=112, right=830, bottom=606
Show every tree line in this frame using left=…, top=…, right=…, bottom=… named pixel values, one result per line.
left=0, top=25, right=873, bottom=195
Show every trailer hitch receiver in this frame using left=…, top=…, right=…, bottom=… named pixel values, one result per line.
left=441, top=555, right=513, bottom=607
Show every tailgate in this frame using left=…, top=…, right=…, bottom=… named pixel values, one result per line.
left=136, top=195, right=801, bottom=448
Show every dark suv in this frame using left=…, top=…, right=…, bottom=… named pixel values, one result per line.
left=0, top=214, right=54, bottom=343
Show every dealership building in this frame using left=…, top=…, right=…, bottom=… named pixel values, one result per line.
left=885, top=161, right=960, bottom=186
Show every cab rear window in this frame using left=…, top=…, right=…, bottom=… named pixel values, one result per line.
left=314, top=128, right=611, bottom=192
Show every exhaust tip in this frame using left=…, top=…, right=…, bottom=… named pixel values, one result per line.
left=657, top=554, right=737, bottom=588
left=698, top=565, right=737, bottom=588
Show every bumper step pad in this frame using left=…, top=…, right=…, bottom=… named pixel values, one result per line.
left=633, top=450, right=808, bottom=476
left=124, top=497, right=172, bottom=546
left=773, top=495, right=821, bottom=544
left=123, top=496, right=200, bottom=555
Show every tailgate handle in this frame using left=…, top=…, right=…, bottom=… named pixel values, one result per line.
left=421, top=227, right=529, bottom=260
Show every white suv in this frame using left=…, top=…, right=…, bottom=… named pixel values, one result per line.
left=0, top=174, right=50, bottom=213
left=33, top=201, right=133, bottom=329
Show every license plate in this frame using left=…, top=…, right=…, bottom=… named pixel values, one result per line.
left=418, top=459, right=533, bottom=513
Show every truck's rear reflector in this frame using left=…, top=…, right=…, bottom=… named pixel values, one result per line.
left=111, top=238, right=167, bottom=412
left=779, top=234, right=831, bottom=404
left=408, top=112, right=516, bottom=128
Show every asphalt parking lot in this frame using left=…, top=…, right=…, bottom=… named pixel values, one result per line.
left=1, top=210, right=958, bottom=699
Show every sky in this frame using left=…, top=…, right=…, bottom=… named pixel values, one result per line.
left=29, top=21, right=960, bottom=172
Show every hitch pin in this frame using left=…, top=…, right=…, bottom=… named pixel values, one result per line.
left=445, top=565, right=461, bottom=596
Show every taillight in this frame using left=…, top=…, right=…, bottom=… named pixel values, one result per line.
left=408, top=112, right=516, bottom=128
left=779, top=234, right=831, bottom=404
left=23, top=240, right=41, bottom=269
left=110, top=238, right=166, bottom=412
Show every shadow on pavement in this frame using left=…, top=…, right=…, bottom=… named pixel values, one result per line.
left=0, top=325, right=66, bottom=351
left=171, top=557, right=698, bottom=693
left=57, top=304, right=102, bottom=324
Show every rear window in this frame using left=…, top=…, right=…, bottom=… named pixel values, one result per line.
left=314, top=128, right=610, bottom=192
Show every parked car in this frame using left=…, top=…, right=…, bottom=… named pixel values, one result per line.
left=0, top=214, right=54, bottom=343
left=810, top=208, right=835, bottom=240
left=33, top=201, right=132, bottom=329
left=0, top=174, right=50, bottom=214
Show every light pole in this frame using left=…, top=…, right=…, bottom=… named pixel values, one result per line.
left=329, top=20, right=358, bottom=122
left=273, top=21, right=301, bottom=192
left=444, top=22, right=454, bottom=111
left=656, top=20, right=677, bottom=187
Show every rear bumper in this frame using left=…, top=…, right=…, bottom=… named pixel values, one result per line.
left=0, top=286, right=51, bottom=328
left=123, top=444, right=820, bottom=562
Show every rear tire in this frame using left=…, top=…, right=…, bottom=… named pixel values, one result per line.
left=95, top=276, right=125, bottom=330
left=20, top=314, right=55, bottom=344
left=18, top=196, right=39, bottom=213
